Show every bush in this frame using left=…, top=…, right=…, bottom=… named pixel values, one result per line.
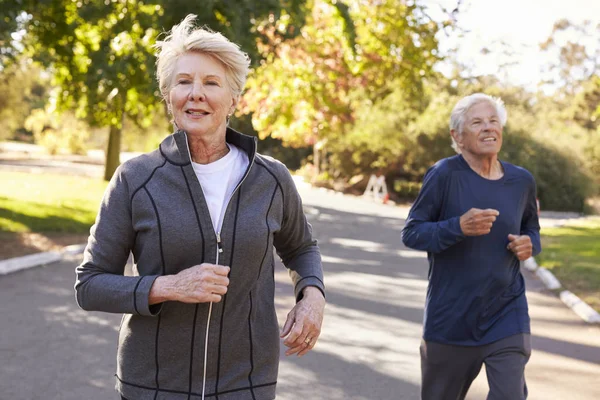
left=25, top=109, right=90, bottom=155
left=391, top=179, right=422, bottom=201
left=385, top=128, right=595, bottom=213
left=502, top=128, right=595, bottom=212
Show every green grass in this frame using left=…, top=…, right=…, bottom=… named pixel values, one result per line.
left=537, top=217, right=600, bottom=312
left=0, top=171, right=107, bottom=233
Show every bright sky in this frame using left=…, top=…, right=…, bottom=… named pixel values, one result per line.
left=425, top=0, right=600, bottom=91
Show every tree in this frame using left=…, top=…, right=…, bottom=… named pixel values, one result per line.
left=241, top=0, right=444, bottom=179
left=540, top=19, right=600, bottom=183
left=0, top=58, right=48, bottom=140
left=540, top=19, right=599, bottom=96
left=4, top=0, right=309, bottom=180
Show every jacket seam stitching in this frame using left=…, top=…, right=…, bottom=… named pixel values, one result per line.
left=143, top=186, right=166, bottom=397
left=247, top=291, right=257, bottom=400
left=130, top=159, right=167, bottom=208
left=257, top=185, right=278, bottom=280
left=181, top=166, right=206, bottom=259
left=215, top=185, right=243, bottom=398
left=255, top=159, right=284, bottom=215
left=132, top=276, right=144, bottom=315
left=296, top=275, right=325, bottom=288
left=117, top=375, right=276, bottom=397
left=181, top=166, right=207, bottom=399
left=160, top=142, right=191, bottom=166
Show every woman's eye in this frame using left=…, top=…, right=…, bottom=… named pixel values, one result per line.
left=178, top=80, right=191, bottom=85
left=206, top=81, right=219, bottom=86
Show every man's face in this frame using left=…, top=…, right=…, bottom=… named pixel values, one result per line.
left=453, top=101, right=503, bottom=157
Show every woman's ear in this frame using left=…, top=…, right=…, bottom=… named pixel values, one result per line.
left=228, top=96, right=239, bottom=117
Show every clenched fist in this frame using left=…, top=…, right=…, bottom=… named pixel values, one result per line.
left=459, top=208, right=499, bottom=236
left=507, top=234, right=533, bottom=261
left=149, top=263, right=230, bottom=305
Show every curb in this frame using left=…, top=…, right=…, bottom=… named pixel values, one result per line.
left=0, top=244, right=87, bottom=276
left=523, top=256, right=600, bottom=324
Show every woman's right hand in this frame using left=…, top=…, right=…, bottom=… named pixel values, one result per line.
left=149, top=263, right=230, bottom=305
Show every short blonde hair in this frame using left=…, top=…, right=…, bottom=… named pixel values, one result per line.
left=449, top=93, right=507, bottom=153
left=154, top=14, right=250, bottom=102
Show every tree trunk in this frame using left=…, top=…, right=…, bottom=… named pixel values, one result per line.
left=104, top=122, right=122, bottom=181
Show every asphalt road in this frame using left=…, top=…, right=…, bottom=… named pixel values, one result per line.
left=1, top=180, right=599, bottom=399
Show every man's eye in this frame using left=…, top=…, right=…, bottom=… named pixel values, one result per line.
left=178, top=80, right=191, bottom=85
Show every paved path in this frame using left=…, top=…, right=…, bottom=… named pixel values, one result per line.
left=1, top=183, right=599, bottom=399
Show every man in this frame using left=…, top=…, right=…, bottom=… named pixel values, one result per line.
left=401, top=93, right=541, bottom=400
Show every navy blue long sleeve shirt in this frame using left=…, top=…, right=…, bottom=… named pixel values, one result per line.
left=402, top=155, right=541, bottom=346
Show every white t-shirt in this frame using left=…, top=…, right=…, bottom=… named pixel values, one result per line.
left=192, top=144, right=249, bottom=233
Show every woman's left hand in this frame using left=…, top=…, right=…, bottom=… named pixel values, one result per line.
left=280, top=287, right=325, bottom=357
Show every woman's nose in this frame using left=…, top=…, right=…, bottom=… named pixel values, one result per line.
left=189, top=81, right=205, bottom=101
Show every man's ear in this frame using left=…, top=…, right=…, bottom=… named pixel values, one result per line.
left=450, top=129, right=462, bottom=147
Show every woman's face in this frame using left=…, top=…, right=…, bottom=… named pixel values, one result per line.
left=453, top=101, right=503, bottom=157
left=168, top=52, right=236, bottom=138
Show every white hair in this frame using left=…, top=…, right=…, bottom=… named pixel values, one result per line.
left=154, top=14, right=250, bottom=103
left=449, top=93, right=507, bottom=153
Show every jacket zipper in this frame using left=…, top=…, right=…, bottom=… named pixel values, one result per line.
left=201, top=233, right=222, bottom=400
left=182, top=132, right=255, bottom=400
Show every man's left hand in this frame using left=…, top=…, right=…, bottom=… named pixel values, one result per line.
left=507, top=234, right=533, bottom=261
left=280, top=287, right=325, bottom=357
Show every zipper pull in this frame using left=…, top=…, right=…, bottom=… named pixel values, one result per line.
left=217, top=233, right=224, bottom=254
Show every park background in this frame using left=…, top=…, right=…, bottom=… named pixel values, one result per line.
left=1, top=0, right=599, bottom=312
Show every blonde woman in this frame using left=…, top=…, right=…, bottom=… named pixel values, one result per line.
left=75, top=15, right=325, bottom=400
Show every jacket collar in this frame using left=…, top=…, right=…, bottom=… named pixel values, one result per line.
left=160, top=127, right=257, bottom=166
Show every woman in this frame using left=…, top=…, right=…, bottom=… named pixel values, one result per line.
left=75, top=15, right=325, bottom=400
left=401, top=93, right=540, bottom=400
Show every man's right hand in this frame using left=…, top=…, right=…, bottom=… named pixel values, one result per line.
left=459, top=208, right=499, bottom=236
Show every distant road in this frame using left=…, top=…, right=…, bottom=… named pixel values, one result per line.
left=0, top=141, right=141, bottom=178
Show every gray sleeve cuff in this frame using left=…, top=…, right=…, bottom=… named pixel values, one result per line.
left=294, top=276, right=325, bottom=302
left=134, top=275, right=163, bottom=316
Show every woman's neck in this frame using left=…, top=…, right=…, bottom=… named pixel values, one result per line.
left=461, top=152, right=503, bottom=180
left=187, top=133, right=230, bottom=164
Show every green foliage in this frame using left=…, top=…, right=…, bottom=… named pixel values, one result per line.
left=242, top=0, right=442, bottom=158
left=121, top=109, right=170, bottom=153
left=386, top=77, right=596, bottom=212
left=502, top=128, right=594, bottom=212
left=4, top=0, right=310, bottom=179
left=572, top=75, right=600, bottom=178
left=391, top=180, right=422, bottom=201
left=0, top=60, right=49, bottom=140
left=25, top=109, right=90, bottom=155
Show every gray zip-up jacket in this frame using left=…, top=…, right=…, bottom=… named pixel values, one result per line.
left=75, top=129, right=324, bottom=400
